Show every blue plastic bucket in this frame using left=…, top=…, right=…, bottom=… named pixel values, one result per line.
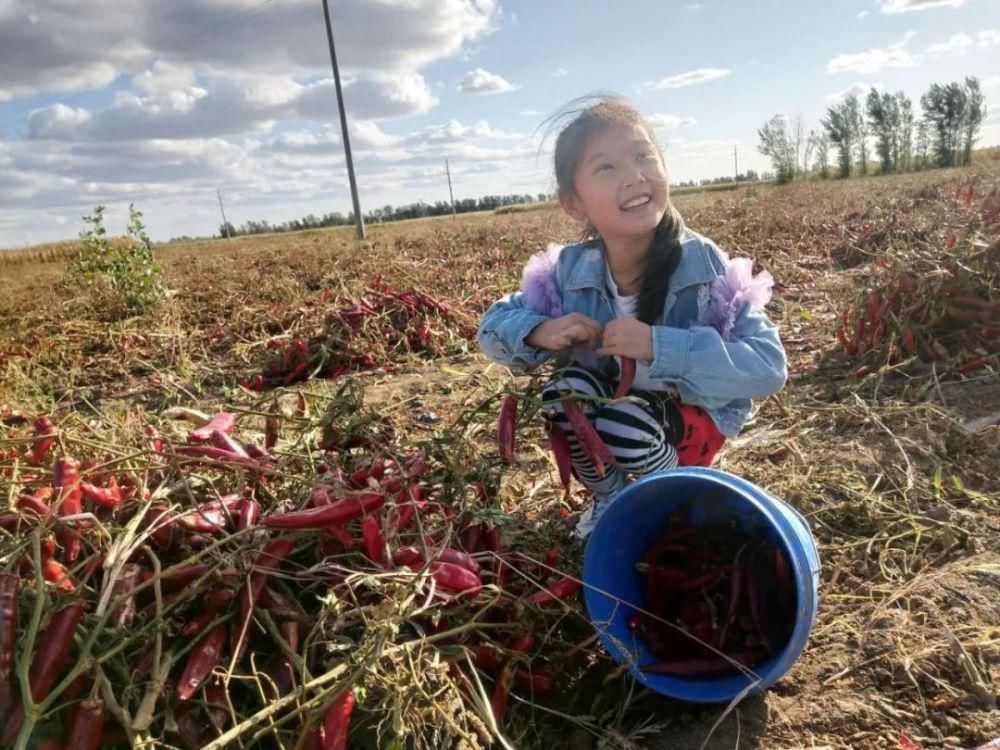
left=582, top=467, right=820, bottom=704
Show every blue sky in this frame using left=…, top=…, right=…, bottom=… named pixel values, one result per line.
left=1, top=0, right=998, bottom=246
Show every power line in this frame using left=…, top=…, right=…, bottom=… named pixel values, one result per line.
left=0, top=0, right=285, bottom=135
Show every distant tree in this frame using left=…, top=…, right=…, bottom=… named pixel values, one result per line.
left=922, top=81, right=968, bottom=167
left=866, top=87, right=900, bottom=174
left=822, top=103, right=854, bottom=178
left=897, top=92, right=914, bottom=171
left=808, top=129, right=832, bottom=178
left=218, top=221, right=235, bottom=239
left=757, top=114, right=796, bottom=183
left=915, top=119, right=931, bottom=168
left=844, top=94, right=869, bottom=175
left=961, top=76, right=986, bottom=166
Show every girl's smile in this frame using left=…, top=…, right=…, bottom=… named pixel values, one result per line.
left=561, top=122, right=670, bottom=246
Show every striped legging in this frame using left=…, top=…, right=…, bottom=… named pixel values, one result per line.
left=541, top=366, right=721, bottom=496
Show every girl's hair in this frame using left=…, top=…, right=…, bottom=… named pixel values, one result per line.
left=539, top=94, right=684, bottom=325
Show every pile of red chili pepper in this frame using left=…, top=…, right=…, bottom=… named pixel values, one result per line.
left=0, top=391, right=585, bottom=749
left=835, top=232, right=999, bottom=378
left=244, top=278, right=477, bottom=391
left=629, top=508, right=797, bottom=680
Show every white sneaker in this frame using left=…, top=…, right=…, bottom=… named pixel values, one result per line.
left=573, top=493, right=614, bottom=540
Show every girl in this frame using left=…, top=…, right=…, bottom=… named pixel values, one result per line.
left=478, top=96, right=787, bottom=538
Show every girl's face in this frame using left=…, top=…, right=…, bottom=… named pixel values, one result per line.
left=561, top=122, right=669, bottom=244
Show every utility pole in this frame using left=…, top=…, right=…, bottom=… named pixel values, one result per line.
left=733, top=146, right=739, bottom=185
left=321, top=0, right=365, bottom=240
left=217, top=189, right=232, bottom=239
left=445, top=158, right=456, bottom=218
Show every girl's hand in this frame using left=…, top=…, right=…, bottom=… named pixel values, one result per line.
left=526, top=313, right=603, bottom=351
left=597, top=318, right=654, bottom=361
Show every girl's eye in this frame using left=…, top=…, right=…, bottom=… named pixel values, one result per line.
left=597, top=163, right=614, bottom=172
left=638, top=152, right=655, bottom=161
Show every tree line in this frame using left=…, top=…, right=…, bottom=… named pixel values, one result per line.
left=217, top=193, right=548, bottom=239
left=757, top=76, right=987, bottom=183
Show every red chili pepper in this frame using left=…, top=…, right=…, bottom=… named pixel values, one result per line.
left=393, top=547, right=480, bottom=575
left=746, top=569, right=774, bottom=656
left=16, top=489, right=52, bottom=517
left=140, top=564, right=211, bottom=592
left=42, top=557, right=75, bottom=592
left=65, top=697, right=104, bottom=750
left=467, top=644, right=504, bottom=671
left=561, top=399, right=615, bottom=478
left=235, top=539, right=296, bottom=659
left=1, top=602, right=87, bottom=744
left=640, top=651, right=758, bottom=677
left=482, top=523, right=501, bottom=555
left=189, top=412, right=236, bottom=443
left=310, top=487, right=332, bottom=507
left=544, top=546, right=559, bottom=568
left=392, top=547, right=423, bottom=567
left=716, top=566, right=744, bottom=649
left=173, top=444, right=258, bottom=467
left=361, top=516, right=386, bottom=564
left=79, top=481, right=121, bottom=508
left=458, top=517, right=483, bottom=554
left=326, top=524, right=357, bottom=549
left=176, top=505, right=228, bottom=534
left=496, top=395, right=517, bottom=464
left=177, top=624, right=227, bottom=700
left=209, top=429, right=249, bottom=459
left=614, top=357, right=636, bottom=398
left=182, top=587, right=237, bottom=637
left=203, top=677, right=229, bottom=734
left=514, top=668, right=554, bottom=693
left=394, top=486, right=426, bottom=531
left=409, top=562, right=482, bottom=597
left=507, top=634, right=535, bottom=653
left=262, top=493, right=384, bottom=529
left=547, top=423, right=573, bottom=495
left=491, top=663, right=515, bottom=725
left=523, top=577, right=580, bottom=607
left=29, top=417, right=56, bottom=466
left=0, top=574, right=18, bottom=715
left=322, top=690, right=356, bottom=750
left=237, top=497, right=259, bottom=531
left=54, top=457, right=83, bottom=562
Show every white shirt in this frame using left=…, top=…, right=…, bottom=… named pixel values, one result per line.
left=604, top=264, right=666, bottom=392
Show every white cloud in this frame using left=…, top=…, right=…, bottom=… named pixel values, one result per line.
left=825, top=82, right=884, bottom=104
left=520, top=109, right=541, bottom=116
left=925, top=32, right=975, bottom=55
left=0, top=0, right=500, bottom=104
left=648, top=68, right=730, bottom=89
left=553, top=68, right=569, bottom=78
left=646, top=114, right=698, bottom=129
left=858, top=10, right=870, bottom=17
left=985, top=75, right=1000, bottom=88
left=879, top=0, right=967, bottom=12
left=26, top=68, right=439, bottom=143
left=296, top=73, right=439, bottom=120
left=458, top=68, right=518, bottom=94
left=827, top=32, right=918, bottom=74
left=979, top=30, right=1000, bottom=47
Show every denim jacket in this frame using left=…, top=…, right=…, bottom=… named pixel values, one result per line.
left=476, top=228, right=788, bottom=438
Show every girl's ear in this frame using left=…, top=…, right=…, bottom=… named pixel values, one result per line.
left=559, top=191, right=588, bottom=222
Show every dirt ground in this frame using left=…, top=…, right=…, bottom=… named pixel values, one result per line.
left=1, top=162, right=999, bottom=749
